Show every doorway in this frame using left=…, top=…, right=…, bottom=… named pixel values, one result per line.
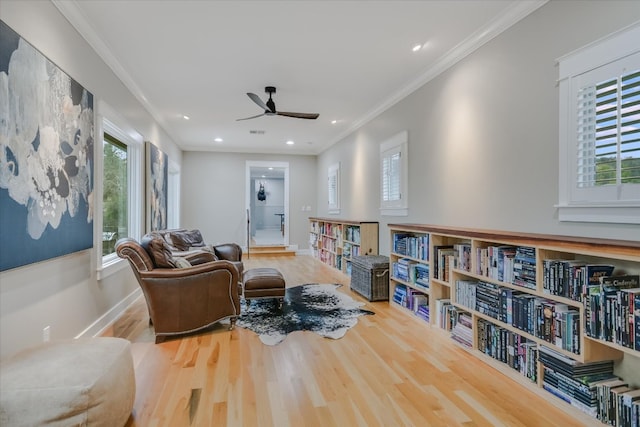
left=245, top=161, right=289, bottom=248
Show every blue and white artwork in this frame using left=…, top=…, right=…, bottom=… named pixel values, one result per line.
left=0, top=20, right=94, bottom=271
left=146, top=142, right=167, bottom=231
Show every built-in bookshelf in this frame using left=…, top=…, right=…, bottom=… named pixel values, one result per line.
left=309, top=217, right=378, bottom=275
left=389, top=224, right=640, bottom=426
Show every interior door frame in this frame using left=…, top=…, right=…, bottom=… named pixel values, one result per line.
left=245, top=160, right=289, bottom=247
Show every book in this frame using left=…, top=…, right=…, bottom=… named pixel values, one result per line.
left=636, top=293, right=640, bottom=351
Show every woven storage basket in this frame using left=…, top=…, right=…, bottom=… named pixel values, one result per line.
left=350, top=255, right=390, bottom=301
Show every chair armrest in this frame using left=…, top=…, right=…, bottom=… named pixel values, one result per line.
left=213, top=243, right=242, bottom=262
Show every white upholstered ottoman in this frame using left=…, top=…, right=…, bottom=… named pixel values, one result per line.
left=0, top=337, right=135, bottom=426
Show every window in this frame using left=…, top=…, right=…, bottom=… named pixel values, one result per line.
left=97, top=107, right=143, bottom=279
left=327, top=163, right=340, bottom=214
left=380, top=131, right=408, bottom=216
left=102, top=134, right=128, bottom=256
left=558, top=23, right=640, bottom=224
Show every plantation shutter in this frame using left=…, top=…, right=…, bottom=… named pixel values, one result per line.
left=382, top=150, right=402, bottom=202
left=576, top=67, right=640, bottom=188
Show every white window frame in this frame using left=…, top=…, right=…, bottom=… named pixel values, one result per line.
left=95, top=102, right=144, bottom=280
left=327, top=162, right=341, bottom=214
left=380, top=131, right=408, bottom=216
left=557, top=22, right=640, bottom=224
left=167, top=159, right=181, bottom=230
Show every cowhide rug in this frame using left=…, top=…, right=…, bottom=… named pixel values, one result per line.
left=236, top=283, right=374, bottom=345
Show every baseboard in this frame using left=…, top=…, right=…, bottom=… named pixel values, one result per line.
left=75, top=287, right=142, bottom=339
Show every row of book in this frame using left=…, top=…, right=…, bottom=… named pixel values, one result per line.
left=450, top=310, right=473, bottom=348
left=542, top=260, right=614, bottom=302
left=455, top=279, right=581, bottom=354
left=392, top=284, right=428, bottom=320
left=342, top=242, right=361, bottom=259
left=474, top=245, right=537, bottom=290
left=319, top=222, right=342, bottom=240
left=392, top=233, right=429, bottom=261
left=391, top=258, right=430, bottom=291
left=477, top=318, right=537, bottom=382
left=539, top=345, right=640, bottom=426
left=584, top=274, right=640, bottom=350
left=319, top=235, right=338, bottom=253
left=344, top=225, right=361, bottom=244
left=319, top=251, right=341, bottom=271
left=434, top=245, right=456, bottom=282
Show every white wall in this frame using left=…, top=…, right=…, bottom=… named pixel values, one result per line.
left=0, top=1, right=182, bottom=358
left=181, top=152, right=316, bottom=249
left=317, top=0, right=640, bottom=254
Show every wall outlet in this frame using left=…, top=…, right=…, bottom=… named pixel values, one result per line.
left=43, top=326, right=50, bottom=342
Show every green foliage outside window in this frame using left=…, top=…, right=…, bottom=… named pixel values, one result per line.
left=103, top=135, right=128, bottom=256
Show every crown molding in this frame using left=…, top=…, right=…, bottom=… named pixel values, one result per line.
left=51, top=0, right=180, bottom=144
left=327, top=0, right=548, bottom=149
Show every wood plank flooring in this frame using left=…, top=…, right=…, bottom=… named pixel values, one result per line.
left=104, top=255, right=599, bottom=426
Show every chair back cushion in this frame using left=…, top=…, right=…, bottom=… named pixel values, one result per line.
left=169, top=229, right=206, bottom=251
left=141, top=235, right=175, bottom=268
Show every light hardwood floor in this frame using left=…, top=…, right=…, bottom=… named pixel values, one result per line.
left=104, top=255, right=599, bottom=426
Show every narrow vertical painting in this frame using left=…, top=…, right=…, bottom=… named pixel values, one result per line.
left=0, top=20, right=94, bottom=271
left=146, top=142, right=167, bottom=231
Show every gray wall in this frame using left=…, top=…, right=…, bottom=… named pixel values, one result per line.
left=0, top=1, right=182, bottom=358
left=181, top=152, right=317, bottom=249
left=317, top=1, right=640, bottom=254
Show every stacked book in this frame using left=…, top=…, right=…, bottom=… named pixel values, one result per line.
left=392, top=284, right=408, bottom=307
left=453, top=243, right=471, bottom=272
left=435, top=299, right=453, bottom=330
left=455, top=279, right=478, bottom=312
left=392, top=233, right=428, bottom=260
left=539, top=345, right=616, bottom=419
left=583, top=274, right=640, bottom=350
left=476, top=319, right=537, bottom=382
left=392, top=258, right=417, bottom=283
left=512, top=246, right=536, bottom=289
left=450, top=309, right=473, bottom=348
left=414, top=263, right=430, bottom=290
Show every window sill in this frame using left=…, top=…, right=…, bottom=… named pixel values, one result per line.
left=97, top=256, right=128, bottom=281
left=380, top=207, right=408, bottom=217
left=556, top=204, right=640, bottom=224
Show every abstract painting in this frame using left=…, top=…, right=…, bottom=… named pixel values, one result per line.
left=146, top=142, right=167, bottom=231
left=0, top=20, right=94, bottom=271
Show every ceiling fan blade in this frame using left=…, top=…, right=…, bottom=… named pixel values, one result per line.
left=247, top=93, right=272, bottom=112
left=276, top=111, right=320, bottom=120
left=236, top=113, right=266, bottom=121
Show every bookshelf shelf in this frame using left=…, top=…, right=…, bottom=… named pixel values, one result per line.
left=309, top=217, right=379, bottom=276
left=388, top=223, right=640, bottom=425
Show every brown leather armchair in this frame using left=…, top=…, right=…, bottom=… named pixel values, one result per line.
left=115, top=236, right=240, bottom=343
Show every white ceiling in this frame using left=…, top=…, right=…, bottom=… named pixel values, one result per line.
left=54, top=0, right=545, bottom=155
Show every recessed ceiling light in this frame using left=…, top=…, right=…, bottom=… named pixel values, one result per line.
left=214, top=137, right=223, bottom=143
left=412, top=44, right=422, bottom=52
left=268, top=167, right=273, bottom=170
left=331, top=120, right=338, bottom=124
left=183, top=115, right=190, bottom=120
left=286, top=140, right=295, bottom=145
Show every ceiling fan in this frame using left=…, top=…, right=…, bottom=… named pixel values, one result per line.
left=237, top=86, right=319, bottom=121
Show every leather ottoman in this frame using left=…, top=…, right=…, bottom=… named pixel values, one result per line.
left=243, top=268, right=285, bottom=306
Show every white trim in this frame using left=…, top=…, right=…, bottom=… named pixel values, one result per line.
left=51, top=0, right=180, bottom=146
left=327, top=162, right=341, bottom=213
left=557, top=205, right=640, bottom=224
left=380, top=207, right=409, bottom=217
left=75, top=288, right=142, bottom=338
left=245, top=161, right=290, bottom=247
left=54, top=0, right=547, bottom=156
left=97, top=101, right=144, bottom=279
left=327, top=1, right=548, bottom=151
